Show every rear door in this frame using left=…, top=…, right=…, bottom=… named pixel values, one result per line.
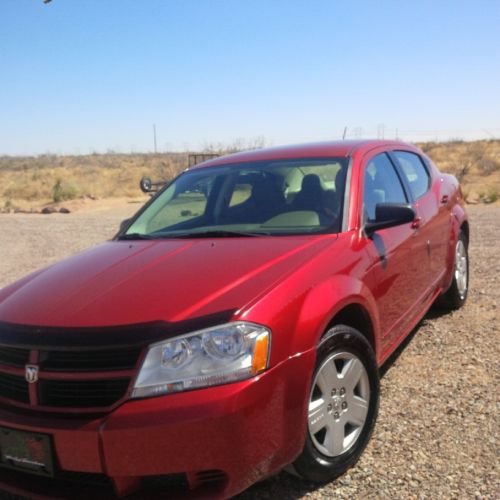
left=390, top=150, right=449, bottom=290
left=361, top=152, right=424, bottom=351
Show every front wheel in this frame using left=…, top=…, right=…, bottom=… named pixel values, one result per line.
left=291, top=325, right=379, bottom=483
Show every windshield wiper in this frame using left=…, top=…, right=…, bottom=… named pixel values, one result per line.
left=168, top=229, right=270, bottom=239
left=117, top=233, right=156, bottom=241
left=119, top=230, right=270, bottom=240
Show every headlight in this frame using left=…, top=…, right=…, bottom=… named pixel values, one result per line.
left=131, top=322, right=271, bottom=398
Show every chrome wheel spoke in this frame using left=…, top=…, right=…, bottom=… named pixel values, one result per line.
left=341, top=358, right=363, bottom=391
left=308, top=398, right=329, bottom=435
left=324, top=421, right=345, bottom=456
left=454, top=239, right=468, bottom=297
left=316, top=360, right=340, bottom=393
left=347, top=396, right=369, bottom=426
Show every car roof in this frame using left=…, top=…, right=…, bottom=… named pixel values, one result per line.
left=190, top=140, right=419, bottom=169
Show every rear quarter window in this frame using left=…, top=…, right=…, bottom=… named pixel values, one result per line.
left=393, top=151, right=430, bottom=200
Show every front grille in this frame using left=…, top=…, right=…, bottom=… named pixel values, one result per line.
left=0, top=467, right=115, bottom=499
left=0, top=347, right=30, bottom=368
left=0, top=373, right=29, bottom=404
left=40, top=379, right=130, bottom=408
left=42, top=347, right=140, bottom=372
left=0, top=345, right=142, bottom=413
left=141, top=473, right=189, bottom=490
left=55, top=470, right=114, bottom=488
left=195, top=469, right=228, bottom=486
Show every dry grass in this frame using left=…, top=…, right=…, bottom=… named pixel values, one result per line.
left=0, top=139, right=499, bottom=211
left=0, top=153, right=188, bottom=211
left=417, top=139, right=500, bottom=203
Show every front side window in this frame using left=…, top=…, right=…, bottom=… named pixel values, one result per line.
left=363, top=153, right=407, bottom=221
left=393, top=151, right=430, bottom=200
left=123, top=158, right=349, bottom=238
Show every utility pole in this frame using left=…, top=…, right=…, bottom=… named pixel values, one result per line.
left=153, top=124, right=157, bottom=154
left=342, top=126, right=348, bottom=140
left=377, top=123, right=385, bottom=139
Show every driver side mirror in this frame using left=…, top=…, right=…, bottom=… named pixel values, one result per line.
left=364, top=203, right=416, bottom=236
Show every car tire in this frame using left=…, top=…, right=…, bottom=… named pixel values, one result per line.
left=437, top=230, right=469, bottom=310
left=291, top=325, right=379, bottom=483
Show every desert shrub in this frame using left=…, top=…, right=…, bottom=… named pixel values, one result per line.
left=476, top=158, right=500, bottom=175
left=486, top=189, right=499, bottom=203
left=419, top=142, right=438, bottom=154
left=477, top=189, right=499, bottom=204
left=52, top=179, right=79, bottom=202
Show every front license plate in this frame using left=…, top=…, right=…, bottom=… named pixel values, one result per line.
left=0, top=426, right=54, bottom=477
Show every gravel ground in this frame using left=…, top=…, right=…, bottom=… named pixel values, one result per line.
left=0, top=204, right=498, bottom=499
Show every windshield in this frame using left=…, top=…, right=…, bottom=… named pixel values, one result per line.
left=123, top=157, right=349, bottom=238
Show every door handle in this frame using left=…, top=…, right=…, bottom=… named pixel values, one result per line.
left=411, top=217, right=422, bottom=229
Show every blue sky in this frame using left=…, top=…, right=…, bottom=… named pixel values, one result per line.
left=0, top=0, right=499, bottom=155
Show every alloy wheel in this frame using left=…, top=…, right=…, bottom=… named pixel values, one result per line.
left=308, top=351, right=370, bottom=457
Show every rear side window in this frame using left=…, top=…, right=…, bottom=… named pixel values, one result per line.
left=393, top=151, right=430, bottom=200
left=363, top=153, right=407, bottom=220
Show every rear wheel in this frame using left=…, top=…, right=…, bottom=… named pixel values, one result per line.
left=291, top=325, right=379, bottom=482
left=437, top=230, right=468, bottom=310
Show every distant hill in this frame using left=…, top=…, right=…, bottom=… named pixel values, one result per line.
left=0, top=139, right=499, bottom=212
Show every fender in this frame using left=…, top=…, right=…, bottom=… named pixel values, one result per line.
left=292, top=274, right=380, bottom=357
left=249, top=274, right=380, bottom=471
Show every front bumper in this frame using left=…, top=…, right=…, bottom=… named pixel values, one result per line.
left=0, top=349, right=315, bottom=498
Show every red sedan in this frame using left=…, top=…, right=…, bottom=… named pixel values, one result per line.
left=0, top=140, right=468, bottom=498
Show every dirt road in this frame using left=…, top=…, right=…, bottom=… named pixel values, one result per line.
left=0, top=204, right=498, bottom=499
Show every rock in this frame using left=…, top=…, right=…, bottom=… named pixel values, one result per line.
left=41, top=207, right=57, bottom=214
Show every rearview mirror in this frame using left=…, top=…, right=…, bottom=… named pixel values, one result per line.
left=364, top=203, right=416, bottom=236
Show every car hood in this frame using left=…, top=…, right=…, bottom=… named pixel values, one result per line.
left=0, top=236, right=335, bottom=327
